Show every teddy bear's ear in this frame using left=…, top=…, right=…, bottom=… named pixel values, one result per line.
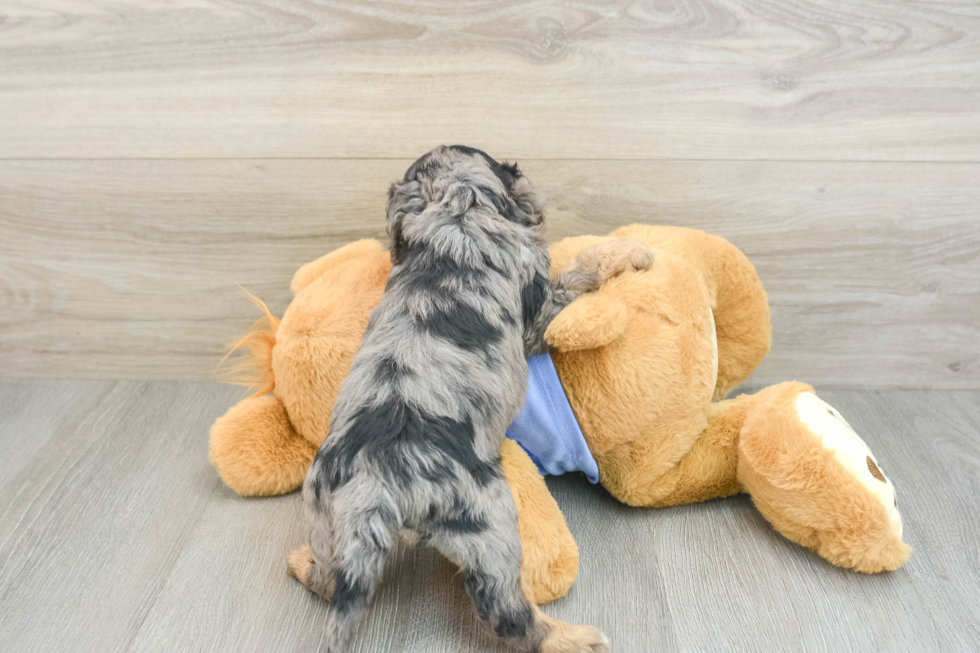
left=290, top=239, right=387, bottom=295
left=545, top=294, right=629, bottom=352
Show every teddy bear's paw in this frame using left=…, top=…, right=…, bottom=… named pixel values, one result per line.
left=562, top=237, right=654, bottom=289
left=539, top=622, right=609, bottom=653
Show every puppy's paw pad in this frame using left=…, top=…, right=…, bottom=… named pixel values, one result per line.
left=287, top=545, right=314, bottom=584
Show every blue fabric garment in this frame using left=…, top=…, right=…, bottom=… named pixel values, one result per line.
left=506, top=353, right=600, bottom=484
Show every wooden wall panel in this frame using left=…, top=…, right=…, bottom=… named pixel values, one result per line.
left=0, top=0, right=977, bottom=160
left=2, top=1, right=978, bottom=385
left=1, top=159, right=977, bottom=387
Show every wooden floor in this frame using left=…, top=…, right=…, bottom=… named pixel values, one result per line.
left=1, top=381, right=978, bottom=653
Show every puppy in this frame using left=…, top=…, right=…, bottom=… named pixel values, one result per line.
left=288, top=145, right=652, bottom=652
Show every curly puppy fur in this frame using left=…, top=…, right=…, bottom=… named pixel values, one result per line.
left=291, top=146, right=626, bottom=653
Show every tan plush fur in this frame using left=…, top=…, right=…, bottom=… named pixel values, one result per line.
left=209, top=394, right=316, bottom=496
left=209, top=240, right=393, bottom=497
left=547, top=225, right=908, bottom=570
left=500, top=438, right=580, bottom=604
left=738, top=383, right=911, bottom=572
left=211, top=225, right=909, bottom=609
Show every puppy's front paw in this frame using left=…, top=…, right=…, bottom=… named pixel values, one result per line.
left=562, top=237, right=653, bottom=287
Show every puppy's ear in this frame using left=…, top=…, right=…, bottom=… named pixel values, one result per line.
left=501, top=163, right=545, bottom=229
left=386, top=180, right=425, bottom=264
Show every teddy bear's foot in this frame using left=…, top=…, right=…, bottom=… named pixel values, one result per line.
left=209, top=394, right=317, bottom=496
left=738, top=382, right=911, bottom=573
left=532, top=533, right=580, bottom=605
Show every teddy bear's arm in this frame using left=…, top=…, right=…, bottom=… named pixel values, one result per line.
left=209, top=394, right=317, bottom=496
left=522, top=268, right=596, bottom=357
left=522, top=238, right=654, bottom=357
left=543, top=294, right=629, bottom=352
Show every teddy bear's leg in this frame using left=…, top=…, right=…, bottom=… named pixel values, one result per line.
left=596, top=397, right=748, bottom=508
left=209, top=394, right=318, bottom=496
left=499, top=439, right=579, bottom=604
left=737, top=382, right=911, bottom=573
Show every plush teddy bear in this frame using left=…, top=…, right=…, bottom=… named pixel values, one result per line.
left=210, top=225, right=910, bottom=604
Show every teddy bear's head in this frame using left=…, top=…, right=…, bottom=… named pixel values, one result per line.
left=271, top=240, right=393, bottom=448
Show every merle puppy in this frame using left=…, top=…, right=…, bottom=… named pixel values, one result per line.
left=287, top=145, right=652, bottom=652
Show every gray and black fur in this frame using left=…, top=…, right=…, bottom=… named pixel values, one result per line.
left=298, top=145, right=604, bottom=652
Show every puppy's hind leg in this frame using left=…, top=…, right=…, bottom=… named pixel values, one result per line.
left=431, top=478, right=608, bottom=653
left=287, top=543, right=339, bottom=603
left=286, top=508, right=338, bottom=601
left=291, top=484, right=400, bottom=653
left=286, top=544, right=317, bottom=589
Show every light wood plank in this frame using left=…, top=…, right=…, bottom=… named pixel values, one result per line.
left=2, top=159, right=977, bottom=387
left=0, top=381, right=240, bottom=653
left=0, top=380, right=111, bottom=481
left=0, top=0, right=978, bottom=160
left=125, top=484, right=520, bottom=653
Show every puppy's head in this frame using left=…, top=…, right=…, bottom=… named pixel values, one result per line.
left=386, top=145, right=545, bottom=263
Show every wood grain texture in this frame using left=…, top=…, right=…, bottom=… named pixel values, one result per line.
left=0, top=381, right=240, bottom=653
left=1, top=381, right=978, bottom=652
left=2, top=159, right=977, bottom=387
left=0, top=380, right=110, bottom=481
left=0, top=0, right=978, bottom=160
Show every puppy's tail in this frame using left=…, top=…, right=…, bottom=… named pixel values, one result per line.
left=215, top=288, right=280, bottom=396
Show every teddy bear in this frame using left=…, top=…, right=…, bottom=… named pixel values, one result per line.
left=210, top=225, right=910, bottom=604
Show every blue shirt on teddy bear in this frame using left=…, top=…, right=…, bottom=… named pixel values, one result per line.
left=506, top=353, right=600, bottom=484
